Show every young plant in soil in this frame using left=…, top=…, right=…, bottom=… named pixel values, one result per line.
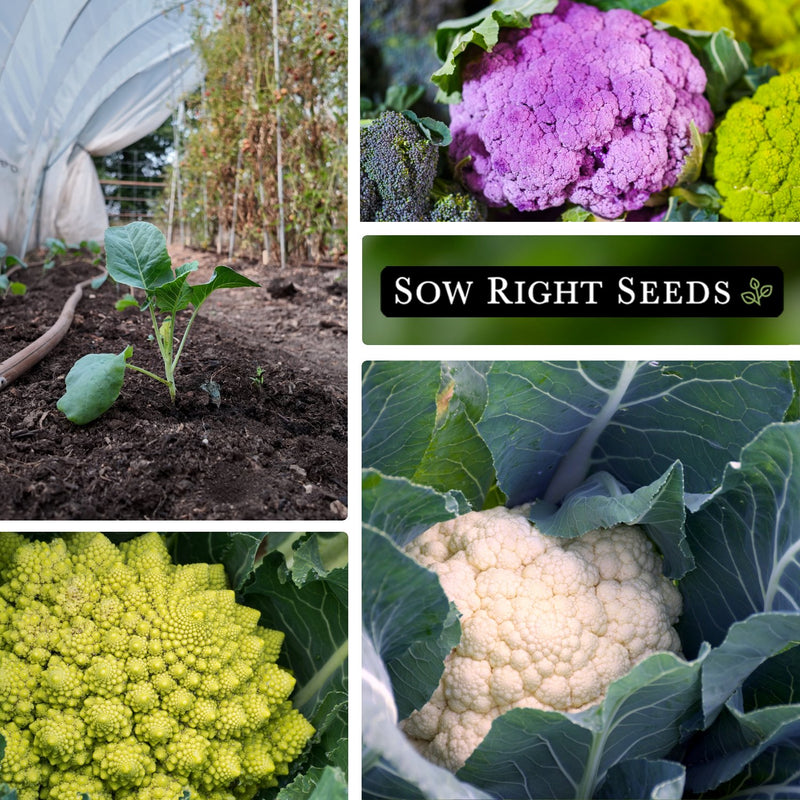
left=0, top=242, right=26, bottom=297
left=57, top=221, right=260, bottom=424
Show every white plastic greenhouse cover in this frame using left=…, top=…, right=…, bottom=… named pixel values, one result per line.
left=0, top=0, right=206, bottom=256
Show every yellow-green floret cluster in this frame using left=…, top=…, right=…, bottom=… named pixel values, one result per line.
left=645, top=0, right=800, bottom=73
left=0, top=532, right=314, bottom=800
left=710, top=70, right=800, bottom=221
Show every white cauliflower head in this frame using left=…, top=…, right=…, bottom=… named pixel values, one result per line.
left=401, top=506, right=683, bottom=772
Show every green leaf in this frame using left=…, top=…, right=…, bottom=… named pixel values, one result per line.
left=401, top=110, right=452, bottom=146
left=8, top=282, right=25, bottom=296
left=685, top=617, right=800, bottom=792
left=561, top=205, right=595, bottom=221
left=153, top=272, right=194, bottom=315
left=104, top=221, right=174, bottom=291
left=384, top=84, right=426, bottom=112
left=363, top=528, right=459, bottom=718
left=477, top=361, right=793, bottom=507
left=186, top=265, right=260, bottom=309
left=277, top=765, right=348, bottom=800
left=44, top=236, right=67, bottom=254
left=674, top=122, right=711, bottom=187
left=283, top=533, right=347, bottom=588
left=115, top=293, right=140, bottom=311
left=243, top=534, right=347, bottom=723
left=431, top=0, right=558, bottom=102
left=237, top=534, right=347, bottom=796
left=679, top=422, right=800, bottom=656
left=363, top=362, right=495, bottom=509
left=81, top=239, right=102, bottom=254
left=56, top=345, right=133, bottom=424
left=595, top=759, right=686, bottom=799
left=665, top=26, right=756, bottom=113
left=742, top=641, right=800, bottom=709
left=362, top=362, right=441, bottom=477
left=530, top=462, right=693, bottom=579
left=362, top=470, right=470, bottom=547
left=458, top=652, right=705, bottom=799
left=362, top=633, right=493, bottom=800
left=412, top=397, right=494, bottom=509
left=699, top=613, right=800, bottom=728
left=662, top=193, right=720, bottom=221
left=706, top=740, right=800, bottom=798
left=701, top=29, right=752, bottom=112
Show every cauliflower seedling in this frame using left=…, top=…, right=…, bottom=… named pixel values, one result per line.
left=401, top=506, right=682, bottom=772
left=448, top=0, right=714, bottom=219
left=0, top=532, right=314, bottom=799
left=711, top=70, right=800, bottom=221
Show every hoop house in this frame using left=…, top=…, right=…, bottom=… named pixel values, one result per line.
left=0, top=0, right=204, bottom=256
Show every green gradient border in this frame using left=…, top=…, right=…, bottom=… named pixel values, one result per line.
left=363, top=235, right=800, bottom=345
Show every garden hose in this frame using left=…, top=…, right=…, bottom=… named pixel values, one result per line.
left=0, top=271, right=106, bottom=391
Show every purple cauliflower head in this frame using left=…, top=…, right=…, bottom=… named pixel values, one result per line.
left=448, top=0, right=714, bottom=219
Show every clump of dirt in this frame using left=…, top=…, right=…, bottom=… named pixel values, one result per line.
left=0, top=247, right=347, bottom=521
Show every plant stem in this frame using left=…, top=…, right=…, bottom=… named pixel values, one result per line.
left=292, top=639, right=348, bottom=710
left=172, top=305, right=203, bottom=373
left=125, top=363, right=172, bottom=387
left=149, top=303, right=177, bottom=402
left=544, top=361, right=642, bottom=504
left=574, top=730, right=605, bottom=800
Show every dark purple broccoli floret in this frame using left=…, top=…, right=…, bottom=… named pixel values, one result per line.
left=448, top=0, right=714, bottom=219
left=360, top=111, right=439, bottom=221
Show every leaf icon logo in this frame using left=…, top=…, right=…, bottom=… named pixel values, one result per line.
left=742, top=278, right=772, bottom=306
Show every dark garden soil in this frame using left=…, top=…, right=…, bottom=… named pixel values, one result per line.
left=0, top=247, right=347, bottom=521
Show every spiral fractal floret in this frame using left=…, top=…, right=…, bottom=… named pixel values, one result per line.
left=0, top=532, right=314, bottom=800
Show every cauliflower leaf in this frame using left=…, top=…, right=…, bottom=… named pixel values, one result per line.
left=432, top=0, right=557, bottom=101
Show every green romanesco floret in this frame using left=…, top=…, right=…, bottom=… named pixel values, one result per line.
left=710, top=70, right=800, bottom=221
left=360, top=110, right=439, bottom=221
left=0, top=531, right=315, bottom=799
left=44, top=766, right=111, bottom=800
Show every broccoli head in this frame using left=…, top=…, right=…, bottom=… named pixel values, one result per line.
left=0, top=532, right=314, bottom=799
left=360, top=110, right=440, bottom=221
left=710, top=70, right=800, bottom=221
left=448, top=0, right=714, bottom=219
left=430, top=191, right=484, bottom=222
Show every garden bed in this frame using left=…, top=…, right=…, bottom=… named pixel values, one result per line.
left=0, top=246, right=347, bottom=521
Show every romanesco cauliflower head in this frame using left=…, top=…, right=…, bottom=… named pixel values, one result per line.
left=646, top=0, right=800, bottom=73
left=401, top=506, right=682, bottom=772
left=0, top=532, right=314, bottom=799
left=643, top=0, right=734, bottom=35
left=711, top=70, right=800, bottom=221
left=448, top=0, right=714, bottom=219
